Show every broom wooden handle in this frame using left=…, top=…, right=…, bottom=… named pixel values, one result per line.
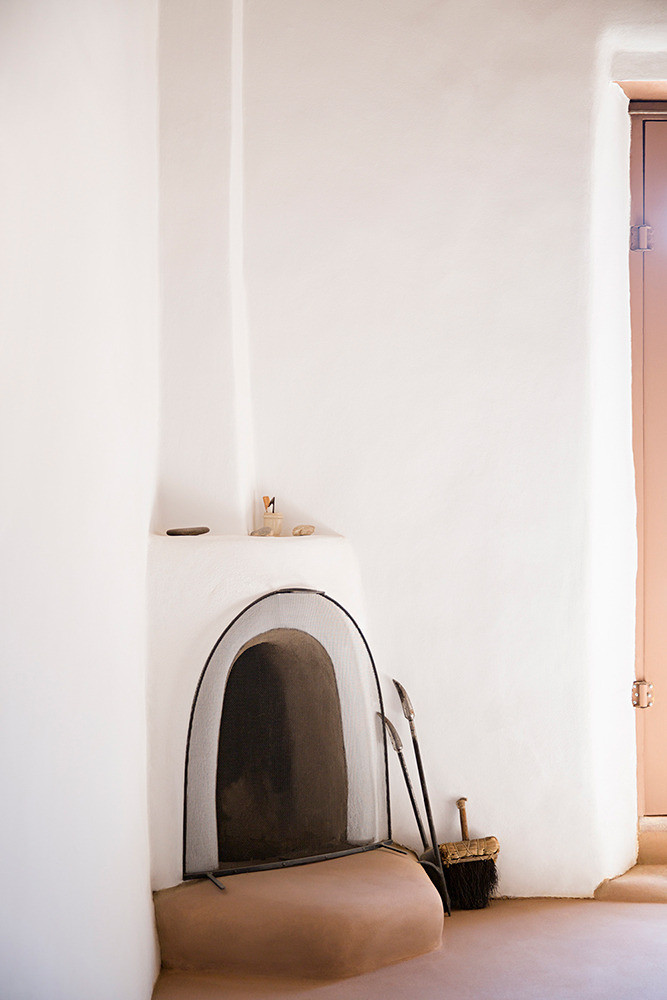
left=456, top=797, right=469, bottom=841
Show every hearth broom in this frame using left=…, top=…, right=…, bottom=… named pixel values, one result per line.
left=439, top=797, right=499, bottom=909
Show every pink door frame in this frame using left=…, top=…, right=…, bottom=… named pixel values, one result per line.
left=630, top=103, right=667, bottom=817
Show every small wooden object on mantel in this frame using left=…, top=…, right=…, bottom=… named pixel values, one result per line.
left=262, top=495, right=283, bottom=536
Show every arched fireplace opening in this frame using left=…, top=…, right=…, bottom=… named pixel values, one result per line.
left=183, top=589, right=391, bottom=879
left=216, top=628, right=349, bottom=863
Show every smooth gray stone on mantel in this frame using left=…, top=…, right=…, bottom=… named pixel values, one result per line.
left=250, top=527, right=272, bottom=536
left=292, top=524, right=315, bottom=536
left=166, top=526, right=210, bottom=536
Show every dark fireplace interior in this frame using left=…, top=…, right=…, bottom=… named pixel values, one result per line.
left=216, top=628, right=349, bottom=865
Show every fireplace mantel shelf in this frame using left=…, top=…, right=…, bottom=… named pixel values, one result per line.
left=148, top=532, right=359, bottom=583
left=151, top=532, right=343, bottom=540
left=148, top=533, right=360, bottom=620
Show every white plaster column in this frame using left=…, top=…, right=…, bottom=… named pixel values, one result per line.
left=155, top=0, right=252, bottom=534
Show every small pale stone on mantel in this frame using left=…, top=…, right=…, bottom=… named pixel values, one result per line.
left=292, top=524, right=315, bottom=536
left=250, top=527, right=272, bottom=536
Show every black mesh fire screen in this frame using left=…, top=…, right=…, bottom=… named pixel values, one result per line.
left=183, top=589, right=391, bottom=879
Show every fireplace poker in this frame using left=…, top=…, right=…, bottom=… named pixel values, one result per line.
left=378, top=714, right=429, bottom=851
left=393, top=679, right=451, bottom=916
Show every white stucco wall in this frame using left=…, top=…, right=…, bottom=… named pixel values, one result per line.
left=0, top=2, right=159, bottom=997
left=236, top=0, right=667, bottom=895
left=148, top=0, right=667, bottom=900
left=7, top=14, right=667, bottom=994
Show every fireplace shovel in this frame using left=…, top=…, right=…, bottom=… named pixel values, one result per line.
left=379, top=714, right=429, bottom=851
left=380, top=712, right=450, bottom=915
left=391, top=681, right=452, bottom=916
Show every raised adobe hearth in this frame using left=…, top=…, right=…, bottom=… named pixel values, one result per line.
left=154, top=848, right=443, bottom=980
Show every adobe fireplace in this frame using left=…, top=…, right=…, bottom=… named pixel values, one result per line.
left=183, top=588, right=391, bottom=879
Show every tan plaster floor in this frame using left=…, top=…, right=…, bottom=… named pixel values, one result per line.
left=595, top=864, right=667, bottom=902
left=152, top=897, right=667, bottom=1000
left=594, top=819, right=667, bottom=902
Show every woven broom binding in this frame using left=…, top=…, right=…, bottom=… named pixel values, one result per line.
left=440, top=835, right=499, bottom=866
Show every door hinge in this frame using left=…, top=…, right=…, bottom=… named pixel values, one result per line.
left=632, top=679, right=654, bottom=708
left=630, top=225, right=653, bottom=251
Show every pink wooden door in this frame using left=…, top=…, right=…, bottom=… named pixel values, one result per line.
left=635, top=114, right=667, bottom=815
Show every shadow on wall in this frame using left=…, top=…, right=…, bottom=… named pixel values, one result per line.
left=151, top=479, right=247, bottom=536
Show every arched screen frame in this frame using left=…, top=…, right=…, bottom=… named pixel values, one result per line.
left=182, top=588, right=392, bottom=879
